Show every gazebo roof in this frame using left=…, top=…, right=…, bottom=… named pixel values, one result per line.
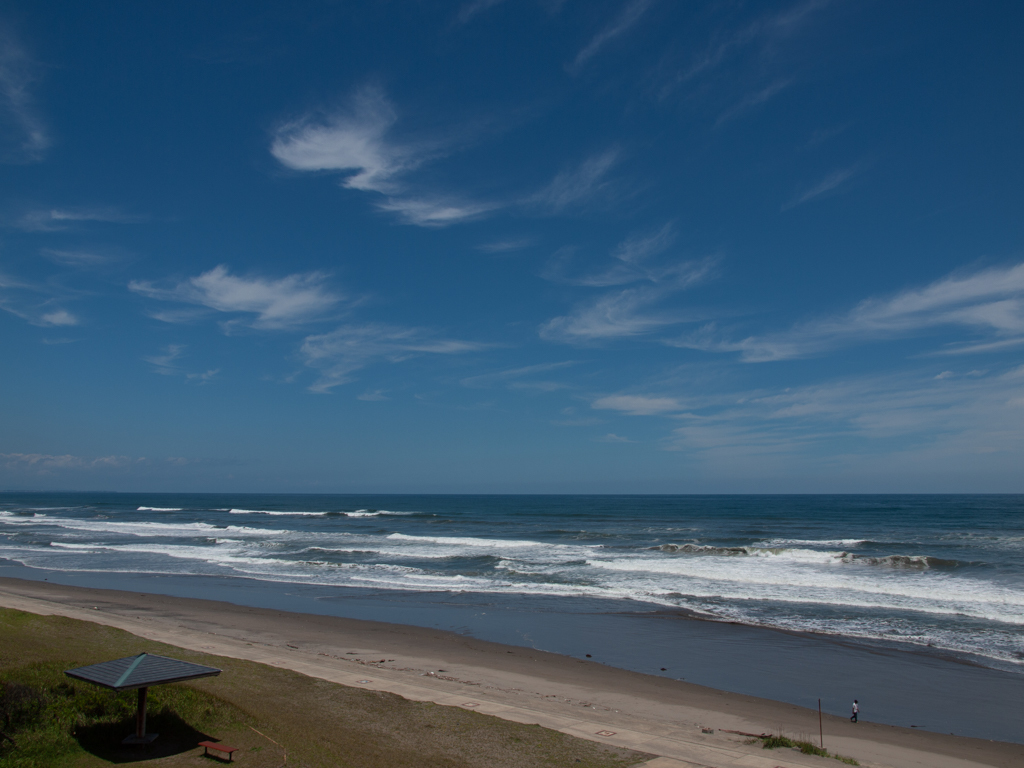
left=65, top=652, right=221, bottom=691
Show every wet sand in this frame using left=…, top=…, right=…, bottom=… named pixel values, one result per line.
left=0, top=576, right=1020, bottom=768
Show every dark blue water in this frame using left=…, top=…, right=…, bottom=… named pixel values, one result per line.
left=1, top=493, right=1022, bottom=742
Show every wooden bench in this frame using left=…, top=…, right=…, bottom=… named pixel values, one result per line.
left=198, top=741, right=238, bottom=761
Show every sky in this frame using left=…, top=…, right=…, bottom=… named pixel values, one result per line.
left=1, top=0, right=1023, bottom=493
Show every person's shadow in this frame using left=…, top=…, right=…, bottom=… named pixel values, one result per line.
left=74, top=710, right=217, bottom=764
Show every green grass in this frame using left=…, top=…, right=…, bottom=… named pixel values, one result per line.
left=760, top=733, right=859, bottom=765
left=0, top=608, right=650, bottom=768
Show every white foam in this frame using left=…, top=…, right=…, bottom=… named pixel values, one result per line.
left=137, top=507, right=183, bottom=511
left=228, top=509, right=317, bottom=516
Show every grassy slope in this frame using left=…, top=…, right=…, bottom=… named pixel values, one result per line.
left=0, top=609, right=649, bottom=768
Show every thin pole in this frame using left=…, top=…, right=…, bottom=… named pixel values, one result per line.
left=137, top=687, right=148, bottom=738
left=818, top=698, right=823, bottom=748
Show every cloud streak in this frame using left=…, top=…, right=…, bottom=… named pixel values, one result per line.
left=570, top=0, right=655, bottom=72
left=301, top=324, right=486, bottom=393
left=528, top=149, right=619, bottom=213
left=0, top=26, right=49, bottom=162
left=271, top=86, right=491, bottom=226
left=130, top=265, right=342, bottom=330
left=671, top=262, right=1024, bottom=361
left=541, top=229, right=714, bottom=343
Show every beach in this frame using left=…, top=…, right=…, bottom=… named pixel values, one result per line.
left=1, top=576, right=1019, bottom=768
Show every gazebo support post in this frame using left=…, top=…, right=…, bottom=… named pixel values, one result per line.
left=136, top=687, right=147, bottom=739
left=122, top=687, right=157, bottom=745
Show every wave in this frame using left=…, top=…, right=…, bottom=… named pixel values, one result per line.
left=229, top=509, right=321, bottom=516
left=228, top=508, right=413, bottom=518
left=758, top=538, right=870, bottom=548
left=137, top=507, right=183, bottom=512
left=652, top=543, right=960, bottom=568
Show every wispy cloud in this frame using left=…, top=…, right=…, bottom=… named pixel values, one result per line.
left=39, top=309, right=77, bottom=326
left=671, top=261, right=1024, bottom=362
left=144, top=344, right=186, bottom=374
left=663, top=367, right=1024, bottom=474
left=455, top=0, right=507, bottom=25
left=460, top=361, right=575, bottom=389
left=39, top=248, right=116, bottom=266
left=715, top=79, right=790, bottom=126
left=598, top=433, right=634, bottom=443
left=300, top=324, right=486, bottom=393
left=0, top=271, right=79, bottom=327
left=540, top=231, right=714, bottom=344
left=477, top=238, right=533, bottom=254
left=0, top=26, right=49, bottom=162
left=569, top=0, right=655, bottom=73
left=670, top=0, right=829, bottom=88
left=782, top=164, right=861, bottom=209
left=130, top=265, right=342, bottom=330
left=143, top=344, right=219, bottom=383
left=592, top=394, right=683, bottom=415
left=0, top=453, right=144, bottom=471
left=541, top=285, right=683, bottom=342
left=543, top=223, right=683, bottom=286
left=271, top=86, right=490, bottom=226
left=11, top=207, right=143, bottom=232
left=529, top=149, right=619, bottom=212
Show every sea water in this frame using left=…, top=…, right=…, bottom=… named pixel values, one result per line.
left=1, top=493, right=1022, bottom=742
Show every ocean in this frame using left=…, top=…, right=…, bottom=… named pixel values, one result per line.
left=1, top=493, right=1022, bottom=742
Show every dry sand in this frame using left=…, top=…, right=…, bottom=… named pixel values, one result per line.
left=0, top=577, right=1019, bottom=768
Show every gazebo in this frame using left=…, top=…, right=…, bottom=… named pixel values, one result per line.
left=65, top=652, right=221, bottom=744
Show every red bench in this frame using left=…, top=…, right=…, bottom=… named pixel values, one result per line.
left=198, top=741, right=238, bottom=761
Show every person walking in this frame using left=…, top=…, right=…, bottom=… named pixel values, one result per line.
left=851, top=700, right=859, bottom=723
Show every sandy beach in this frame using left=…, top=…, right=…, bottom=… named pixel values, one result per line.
left=0, top=576, right=1019, bottom=768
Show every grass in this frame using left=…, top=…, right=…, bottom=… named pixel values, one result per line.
left=0, top=608, right=650, bottom=768
left=760, top=733, right=859, bottom=765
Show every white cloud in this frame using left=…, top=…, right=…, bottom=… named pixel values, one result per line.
left=0, top=26, right=49, bottom=162
left=569, top=0, right=655, bottom=72
left=39, top=309, right=78, bottom=326
left=271, top=86, right=406, bottom=192
left=460, top=361, right=575, bottom=389
left=357, top=389, right=389, bottom=401
left=376, top=196, right=496, bottom=227
left=673, top=261, right=1024, bottom=362
left=598, top=433, right=634, bottom=443
left=670, top=0, right=829, bottom=87
left=782, top=164, right=861, bottom=209
left=186, top=369, right=219, bottom=384
left=663, top=366, right=1024, bottom=473
left=456, top=0, right=507, bottom=24
left=40, top=248, right=114, bottom=266
left=529, top=149, right=619, bottom=212
left=12, top=207, right=142, bottom=232
left=592, top=394, right=683, bottom=415
left=130, top=265, right=342, bottom=330
left=540, top=253, right=713, bottom=343
left=541, top=286, right=679, bottom=342
left=271, top=86, right=490, bottom=226
left=715, top=79, right=791, bottom=126
left=301, top=323, right=485, bottom=393
left=143, top=344, right=218, bottom=383
left=543, top=223, right=690, bottom=287
left=144, top=344, right=186, bottom=374
left=0, top=272, right=79, bottom=327
left=0, top=453, right=143, bottom=471
left=477, top=238, right=533, bottom=254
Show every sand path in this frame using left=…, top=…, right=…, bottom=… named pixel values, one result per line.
left=0, top=578, right=1018, bottom=768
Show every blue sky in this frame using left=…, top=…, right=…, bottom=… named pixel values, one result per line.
left=2, top=0, right=1023, bottom=493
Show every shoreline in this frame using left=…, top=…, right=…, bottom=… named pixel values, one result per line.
left=0, top=576, right=1020, bottom=768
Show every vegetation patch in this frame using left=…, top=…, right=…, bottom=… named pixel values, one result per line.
left=760, top=733, right=859, bottom=765
left=0, top=608, right=650, bottom=768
